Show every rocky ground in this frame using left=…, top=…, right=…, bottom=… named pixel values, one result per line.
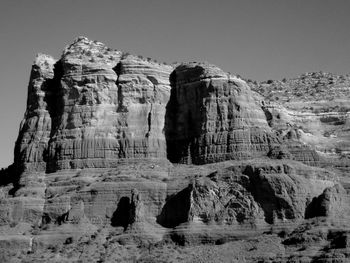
left=0, top=37, right=349, bottom=262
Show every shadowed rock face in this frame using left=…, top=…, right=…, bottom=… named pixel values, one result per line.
left=14, top=54, right=57, bottom=174
left=165, top=62, right=276, bottom=164
left=305, top=184, right=349, bottom=218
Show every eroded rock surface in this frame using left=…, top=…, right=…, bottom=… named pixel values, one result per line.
left=15, top=37, right=173, bottom=175
left=165, top=62, right=276, bottom=164
left=0, top=37, right=349, bottom=262
left=14, top=54, right=56, bottom=174
left=250, top=72, right=350, bottom=171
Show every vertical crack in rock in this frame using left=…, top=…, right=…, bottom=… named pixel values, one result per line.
left=14, top=54, right=59, bottom=176
left=45, top=60, right=64, bottom=173
left=146, top=103, right=152, bottom=137
left=113, top=62, right=126, bottom=113
left=164, top=71, right=179, bottom=162
left=262, top=106, right=273, bottom=127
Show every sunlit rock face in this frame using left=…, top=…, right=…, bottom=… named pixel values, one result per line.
left=165, top=62, right=275, bottom=164
left=15, top=37, right=173, bottom=173
left=1, top=37, right=349, bottom=262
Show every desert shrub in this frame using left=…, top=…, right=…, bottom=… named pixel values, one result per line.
left=64, top=237, right=73, bottom=245
left=10, top=221, right=18, bottom=228
left=47, top=245, right=58, bottom=253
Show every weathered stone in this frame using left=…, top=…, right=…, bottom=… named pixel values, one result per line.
left=0, top=37, right=349, bottom=261
left=252, top=72, right=350, bottom=170
left=306, top=184, right=349, bottom=218
left=165, top=62, right=276, bottom=164
left=13, top=37, right=173, bottom=174
left=14, top=54, right=56, bottom=173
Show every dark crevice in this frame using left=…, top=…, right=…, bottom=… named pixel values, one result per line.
left=0, top=164, right=19, bottom=196
left=113, top=62, right=127, bottom=113
left=0, top=164, right=15, bottom=187
left=165, top=71, right=180, bottom=162
left=146, top=104, right=152, bottom=137
left=243, top=166, right=274, bottom=224
left=305, top=196, right=319, bottom=219
left=46, top=60, right=64, bottom=139
left=165, top=69, right=211, bottom=164
left=165, top=70, right=196, bottom=164
left=56, top=211, right=69, bottom=225
left=45, top=60, right=64, bottom=173
left=157, top=185, right=192, bottom=228
left=262, top=106, right=273, bottom=127
left=111, top=196, right=134, bottom=230
left=243, top=165, right=296, bottom=224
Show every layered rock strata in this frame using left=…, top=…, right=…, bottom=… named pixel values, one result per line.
left=157, top=159, right=340, bottom=245
left=165, top=62, right=276, bottom=164
left=14, top=54, right=56, bottom=173
left=0, top=37, right=349, bottom=262
left=14, top=37, right=173, bottom=174
left=251, top=72, right=350, bottom=171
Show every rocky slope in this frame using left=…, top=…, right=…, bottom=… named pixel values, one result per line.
left=0, top=37, right=349, bottom=262
left=165, top=62, right=274, bottom=164
left=249, top=72, right=350, bottom=186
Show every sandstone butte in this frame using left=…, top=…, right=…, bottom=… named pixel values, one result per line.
left=0, top=37, right=349, bottom=262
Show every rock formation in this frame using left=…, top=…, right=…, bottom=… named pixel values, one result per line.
left=250, top=72, right=350, bottom=170
left=14, top=53, right=56, bottom=173
left=165, top=62, right=276, bottom=164
left=0, top=37, right=349, bottom=262
left=15, top=37, right=173, bottom=175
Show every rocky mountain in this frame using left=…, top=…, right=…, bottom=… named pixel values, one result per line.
left=0, top=37, right=349, bottom=262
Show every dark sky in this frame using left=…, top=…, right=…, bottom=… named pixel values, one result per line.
left=0, top=0, right=349, bottom=167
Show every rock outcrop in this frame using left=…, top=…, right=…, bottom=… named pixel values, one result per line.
left=306, top=184, right=350, bottom=218
left=14, top=54, right=56, bottom=173
left=165, top=62, right=276, bottom=164
left=156, top=159, right=339, bottom=245
left=15, top=37, right=173, bottom=175
left=0, top=37, right=349, bottom=262
left=250, top=72, right=350, bottom=171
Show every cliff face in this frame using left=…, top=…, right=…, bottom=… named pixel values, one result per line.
left=165, top=62, right=275, bottom=164
left=15, top=37, right=173, bottom=174
left=14, top=54, right=56, bottom=173
left=14, top=47, right=326, bottom=174
left=0, top=37, right=349, bottom=262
